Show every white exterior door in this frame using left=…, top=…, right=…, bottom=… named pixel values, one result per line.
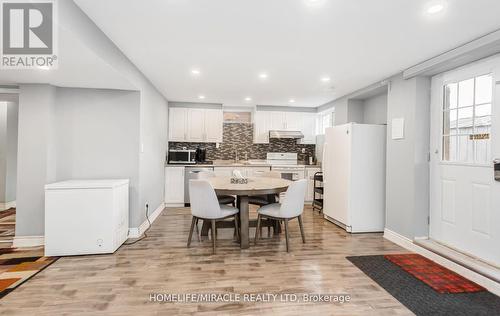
left=430, top=57, right=500, bottom=266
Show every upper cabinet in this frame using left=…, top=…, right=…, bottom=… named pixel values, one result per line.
left=168, top=107, right=223, bottom=143
left=253, top=110, right=317, bottom=144
left=168, top=107, right=188, bottom=141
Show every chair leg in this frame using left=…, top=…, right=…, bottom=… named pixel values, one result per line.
left=255, top=214, right=261, bottom=244
left=211, top=220, right=216, bottom=254
left=298, top=215, right=306, bottom=243
left=284, top=219, right=290, bottom=252
left=195, top=218, right=200, bottom=242
left=187, top=217, right=196, bottom=247
left=234, top=215, right=240, bottom=242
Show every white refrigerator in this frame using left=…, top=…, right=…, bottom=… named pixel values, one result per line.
left=322, top=123, right=386, bottom=233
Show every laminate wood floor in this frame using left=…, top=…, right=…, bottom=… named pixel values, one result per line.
left=0, top=206, right=412, bottom=316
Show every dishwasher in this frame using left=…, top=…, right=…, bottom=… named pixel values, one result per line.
left=184, top=166, right=214, bottom=205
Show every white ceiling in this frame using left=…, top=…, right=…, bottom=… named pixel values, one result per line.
left=0, top=10, right=135, bottom=91
left=75, top=0, right=500, bottom=107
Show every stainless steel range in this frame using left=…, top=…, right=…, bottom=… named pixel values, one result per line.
left=267, top=153, right=305, bottom=181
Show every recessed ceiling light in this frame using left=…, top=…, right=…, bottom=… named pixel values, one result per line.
left=198, top=95, right=205, bottom=100
left=245, top=97, right=252, bottom=102
left=321, top=76, right=331, bottom=83
left=427, top=3, right=445, bottom=14
left=259, top=73, right=268, bottom=79
left=289, top=99, right=295, bottom=103
left=191, top=69, right=201, bottom=76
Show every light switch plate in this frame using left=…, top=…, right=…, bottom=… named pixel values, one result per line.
left=392, top=118, right=405, bottom=140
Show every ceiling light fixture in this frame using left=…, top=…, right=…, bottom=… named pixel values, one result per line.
left=427, top=4, right=444, bottom=14
left=198, top=95, right=205, bottom=100
left=289, top=99, right=295, bottom=103
left=321, top=76, right=331, bottom=83
left=259, top=73, right=268, bottom=79
left=425, top=1, right=446, bottom=15
left=245, top=97, right=252, bottom=102
left=191, top=69, right=201, bottom=76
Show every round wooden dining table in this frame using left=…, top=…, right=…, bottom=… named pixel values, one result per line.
left=206, top=176, right=291, bottom=249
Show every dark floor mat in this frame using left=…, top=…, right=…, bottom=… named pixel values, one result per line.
left=346, top=255, right=500, bottom=316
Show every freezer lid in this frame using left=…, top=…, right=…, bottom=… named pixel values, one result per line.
left=45, top=179, right=129, bottom=190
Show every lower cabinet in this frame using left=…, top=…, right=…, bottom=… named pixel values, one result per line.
left=165, top=167, right=185, bottom=206
left=305, top=168, right=321, bottom=203
left=213, top=166, right=271, bottom=178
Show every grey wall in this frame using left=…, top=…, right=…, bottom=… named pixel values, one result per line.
left=55, top=88, right=141, bottom=225
left=138, top=86, right=168, bottom=226
left=14, top=1, right=169, bottom=239
left=385, top=75, right=430, bottom=239
left=5, top=101, right=18, bottom=202
left=16, top=85, right=57, bottom=236
left=347, top=99, right=364, bottom=123
left=0, top=103, right=7, bottom=203
left=363, top=93, right=388, bottom=125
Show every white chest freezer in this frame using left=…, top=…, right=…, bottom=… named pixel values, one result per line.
left=44, top=179, right=129, bottom=256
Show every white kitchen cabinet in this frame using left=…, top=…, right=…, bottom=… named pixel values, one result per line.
left=299, top=113, right=317, bottom=144
left=213, top=167, right=235, bottom=177
left=253, top=111, right=270, bottom=144
left=245, top=166, right=272, bottom=177
left=305, top=167, right=321, bottom=202
left=214, top=166, right=271, bottom=177
left=187, top=108, right=206, bottom=142
left=168, top=107, right=223, bottom=143
left=285, top=112, right=301, bottom=131
left=168, top=108, right=188, bottom=141
left=253, top=110, right=317, bottom=144
left=270, top=111, right=286, bottom=130
left=204, top=109, right=223, bottom=143
left=165, top=167, right=185, bottom=206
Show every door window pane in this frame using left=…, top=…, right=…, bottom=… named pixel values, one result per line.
left=442, top=74, right=493, bottom=164
left=458, top=78, right=474, bottom=108
left=457, top=135, right=474, bottom=163
left=475, top=104, right=491, bottom=118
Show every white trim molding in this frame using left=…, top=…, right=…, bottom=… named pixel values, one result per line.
left=128, top=203, right=165, bottom=239
left=0, top=201, right=16, bottom=211
left=384, top=229, right=500, bottom=296
left=13, top=236, right=44, bottom=248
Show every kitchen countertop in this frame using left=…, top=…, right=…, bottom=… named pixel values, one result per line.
left=166, top=160, right=321, bottom=168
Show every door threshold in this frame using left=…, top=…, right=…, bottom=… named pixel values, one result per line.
left=414, top=238, right=500, bottom=283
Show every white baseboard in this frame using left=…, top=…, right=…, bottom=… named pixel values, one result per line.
left=12, top=235, right=44, bottom=248
left=128, top=203, right=165, bottom=238
left=0, top=201, right=16, bottom=211
left=384, top=228, right=500, bottom=296
left=165, top=203, right=184, bottom=207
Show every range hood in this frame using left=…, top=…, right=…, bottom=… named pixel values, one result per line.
left=269, top=130, right=304, bottom=139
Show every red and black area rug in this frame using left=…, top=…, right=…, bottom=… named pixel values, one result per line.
left=347, top=254, right=500, bottom=316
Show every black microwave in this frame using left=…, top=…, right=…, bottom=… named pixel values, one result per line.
left=168, top=149, right=196, bottom=164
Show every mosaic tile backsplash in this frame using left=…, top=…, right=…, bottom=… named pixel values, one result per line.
left=169, top=123, right=315, bottom=161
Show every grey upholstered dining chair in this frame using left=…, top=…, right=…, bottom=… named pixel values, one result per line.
left=254, top=179, right=307, bottom=252
left=187, top=179, right=240, bottom=254
left=196, top=171, right=236, bottom=206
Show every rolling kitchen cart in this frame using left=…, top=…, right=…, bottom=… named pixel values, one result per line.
left=312, top=172, right=323, bottom=213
